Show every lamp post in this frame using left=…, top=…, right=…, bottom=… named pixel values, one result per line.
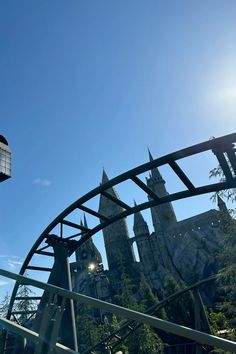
left=0, top=135, right=11, bottom=182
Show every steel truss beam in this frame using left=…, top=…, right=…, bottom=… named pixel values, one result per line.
left=0, top=317, right=79, bottom=354
left=3, top=132, right=236, bottom=353
left=0, top=269, right=236, bottom=353
left=85, top=274, right=218, bottom=354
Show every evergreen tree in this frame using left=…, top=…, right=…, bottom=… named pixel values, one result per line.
left=209, top=162, right=236, bottom=344
left=14, top=284, right=37, bottom=325
left=0, top=293, right=10, bottom=350
left=0, top=292, right=10, bottom=318
left=139, top=273, right=166, bottom=319
left=129, top=324, right=163, bottom=354
left=163, top=273, right=194, bottom=327
left=162, top=273, right=195, bottom=347
left=216, top=212, right=236, bottom=341
left=76, top=303, right=104, bottom=352
left=116, top=272, right=163, bottom=353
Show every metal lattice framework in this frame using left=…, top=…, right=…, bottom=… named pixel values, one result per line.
left=1, top=132, right=236, bottom=353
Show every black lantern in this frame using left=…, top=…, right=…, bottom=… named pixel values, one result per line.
left=0, top=135, right=11, bottom=182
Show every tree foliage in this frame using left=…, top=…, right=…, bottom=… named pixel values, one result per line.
left=209, top=162, right=236, bottom=343
left=209, top=161, right=236, bottom=211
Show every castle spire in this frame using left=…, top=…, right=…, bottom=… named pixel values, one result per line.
left=146, top=150, right=177, bottom=231
left=83, top=214, right=88, bottom=229
left=148, top=149, right=165, bottom=183
left=102, top=168, right=109, bottom=184
left=100, top=169, right=119, bottom=199
left=80, top=218, right=84, bottom=230
left=98, top=170, right=135, bottom=270
left=75, top=217, right=102, bottom=269
left=217, top=194, right=229, bottom=214
left=133, top=201, right=148, bottom=230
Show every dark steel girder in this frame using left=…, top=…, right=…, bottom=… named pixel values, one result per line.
left=6, top=132, right=236, bottom=332
left=1, top=269, right=236, bottom=353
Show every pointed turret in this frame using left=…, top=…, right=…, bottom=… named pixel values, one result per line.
left=75, top=217, right=102, bottom=271
left=217, top=194, right=229, bottom=215
left=98, top=170, right=135, bottom=270
left=83, top=214, right=88, bottom=229
left=133, top=201, right=150, bottom=236
left=102, top=168, right=109, bottom=184
left=146, top=150, right=177, bottom=232
left=133, top=202, right=158, bottom=277
left=99, top=169, right=121, bottom=214
left=148, top=149, right=165, bottom=183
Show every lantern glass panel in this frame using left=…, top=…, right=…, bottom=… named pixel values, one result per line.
left=0, top=147, right=11, bottom=178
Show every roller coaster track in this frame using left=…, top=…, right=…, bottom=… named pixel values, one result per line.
left=1, top=132, right=236, bottom=353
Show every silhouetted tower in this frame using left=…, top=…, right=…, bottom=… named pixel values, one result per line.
left=98, top=170, right=135, bottom=270
left=75, top=216, right=102, bottom=272
left=133, top=203, right=155, bottom=272
left=217, top=195, right=229, bottom=214
left=146, top=150, right=177, bottom=233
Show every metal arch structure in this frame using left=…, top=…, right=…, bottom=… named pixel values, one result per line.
left=1, top=132, right=236, bottom=353
left=0, top=269, right=236, bottom=353
left=82, top=274, right=218, bottom=354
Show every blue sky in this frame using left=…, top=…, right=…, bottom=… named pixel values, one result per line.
left=0, top=1, right=236, bottom=298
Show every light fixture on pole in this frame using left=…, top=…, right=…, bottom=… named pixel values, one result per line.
left=0, top=135, right=12, bottom=182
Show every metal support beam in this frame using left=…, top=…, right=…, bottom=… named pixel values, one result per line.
left=101, top=190, right=132, bottom=210
left=26, top=266, right=52, bottom=272
left=1, top=269, right=236, bottom=353
left=169, top=160, right=195, bottom=191
left=0, top=317, right=80, bottom=354
left=130, top=176, right=160, bottom=202
left=27, top=237, right=78, bottom=354
left=78, top=205, right=109, bottom=221
left=62, top=219, right=90, bottom=232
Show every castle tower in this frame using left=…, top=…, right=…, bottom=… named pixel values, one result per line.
left=146, top=150, right=177, bottom=232
left=217, top=194, right=229, bottom=215
left=133, top=203, right=155, bottom=271
left=75, top=215, right=102, bottom=272
left=98, top=170, right=135, bottom=271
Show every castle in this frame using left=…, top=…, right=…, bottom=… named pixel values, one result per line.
left=71, top=151, right=227, bottom=303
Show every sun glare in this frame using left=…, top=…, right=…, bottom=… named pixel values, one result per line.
left=204, top=59, right=236, bottom=120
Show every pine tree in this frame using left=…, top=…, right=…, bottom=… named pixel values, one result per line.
left=163, top=273, right=194, bottom=327
left=116, top=272, right=164, bottom=353
left=209, top=162, right=236, bottom=343
left=14, top=284, right=37, bottom=325
left=0, top=293, right=10, bottom=350
left=0, top=292, right=10, bottom=318
left=131, top=324, right=163, bottom=354
left=216, top=211, right=236, bottom=341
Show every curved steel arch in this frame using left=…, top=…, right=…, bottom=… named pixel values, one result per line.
left=7, top=132, right=236, bottom=320
left=83, top=274, right=218, bottom=354
left=5, top=133, right=236, bottom=342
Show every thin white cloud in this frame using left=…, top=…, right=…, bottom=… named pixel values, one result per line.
left=7, top=262, right=15, bottom=269
left=0, top=280, right=9, bottom=286
left=7, top=260, right=23, bottom=269
left=33, top=178, right=52, bottom=187
left=10, top=260, right=23, bottom=266
left=0, top=256, right=23, bottom=271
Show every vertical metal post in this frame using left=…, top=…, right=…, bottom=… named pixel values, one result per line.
left=25, top=236, right=78, bottom=354
left=193, top=289, right=211, bottom=354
